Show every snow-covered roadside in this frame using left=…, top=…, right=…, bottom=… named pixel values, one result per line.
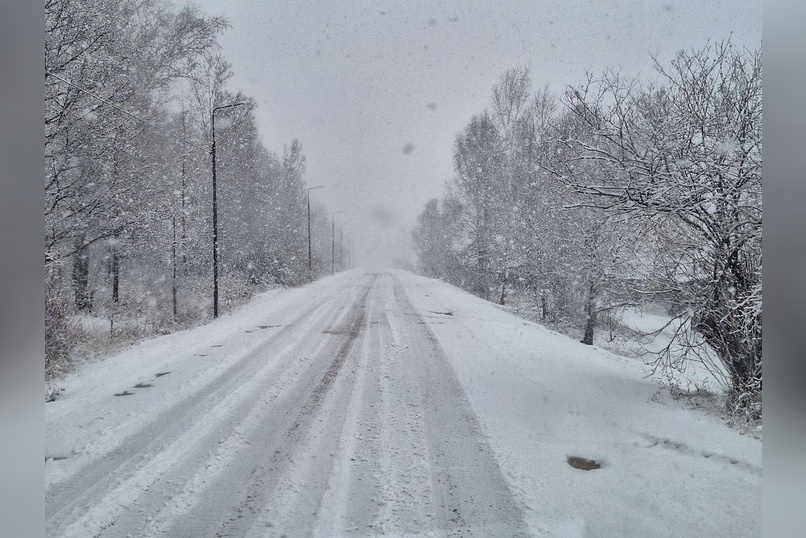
left=394, top=270, right=761, bottom=537
left=617, top=306, right=731, bottom=393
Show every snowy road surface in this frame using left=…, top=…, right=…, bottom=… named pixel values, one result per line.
left=46, top=270, right=761, bottom=537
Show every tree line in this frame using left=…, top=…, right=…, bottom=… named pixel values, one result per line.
left=45, top=0, right=334, bottom=379
left=412, top=41, right=761, bottom=406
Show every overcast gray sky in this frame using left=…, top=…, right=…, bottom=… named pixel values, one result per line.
left=190, top=0, right=762, bottom=268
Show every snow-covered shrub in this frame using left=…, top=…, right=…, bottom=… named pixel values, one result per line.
left=220, top=273, right=256, bottom=312
left=728, top=377, right=762, bottom=422
left=45, top=277, right=76, bottom=382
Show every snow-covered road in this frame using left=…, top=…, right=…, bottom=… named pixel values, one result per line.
left=46, top=272, right=527, bottom=537
left=46, top=270, right=761, bottom=537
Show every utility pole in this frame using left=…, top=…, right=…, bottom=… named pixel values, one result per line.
left=339, top=223, right=345, bottom=271
left=347, top=230, right=352, bottom=269
left=331, top=210, right=344, bottom=275
left=307, top=185, right=324, bottom=272
left=211, top=102, right=244, bottom=318
left=338, top=221, right=350, bottom=272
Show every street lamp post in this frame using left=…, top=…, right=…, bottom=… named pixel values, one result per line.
left=339, top=222, right=348, bottom=271
left=331, top=210, right=344, bottom=275
left=211, top=102, right=244, bottom=319
left=307, top=185, right=324, bottom=272
left=346, top=230, right=352, bottom=269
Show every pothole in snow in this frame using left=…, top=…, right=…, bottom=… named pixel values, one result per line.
left=567, top=455, right=602, bottom=470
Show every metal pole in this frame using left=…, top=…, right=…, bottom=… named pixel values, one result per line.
left=332, top=217, right=334, bottom=275
left=331, top=210, right=344, bottom=275
left=307, top=186, right=324, bottom=272
left=211, top=111, right=218, bottom=318
left=347, top=231, right=351, bottom=269
left=212, top=102, right=244, bottom=318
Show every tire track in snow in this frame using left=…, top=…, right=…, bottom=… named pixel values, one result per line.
left=237, top=272, right=530, bottom=536
left=386, top=274, right=531, bottom=536
left=252, top=272, right=530, bottom=536
left=48, top=272, right=530, bottom=537
left=309, top=280, right=386, bottom=536
left=159, top=275, right=376, bottom=537
left=45, top=274, right=372, bottom=537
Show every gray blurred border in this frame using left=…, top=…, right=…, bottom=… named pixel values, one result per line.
left=0, top=1, right=45, bottom=537
left=763, top=1, right=806, bottom=537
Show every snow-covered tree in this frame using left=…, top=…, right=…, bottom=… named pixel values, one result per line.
left=562, top=41, right=762, bottom=401
left=45, top=0, right=315, bottom=378
left=451, top=111, right=506, bottom=299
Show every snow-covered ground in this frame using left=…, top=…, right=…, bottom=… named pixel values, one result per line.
left=400, top=272, right=760, bottom=536
left=46, top=270, right=761, bottom=537
left=617, top=306, right=731, bottom=393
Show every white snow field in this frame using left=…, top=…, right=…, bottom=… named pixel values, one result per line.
left=45, top=270, right=761, bottom=537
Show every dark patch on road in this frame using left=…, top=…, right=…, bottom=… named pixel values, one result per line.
left=567, top=455, right=602, bottom=470
left=114, top=391, right=134, bottom=397
left=133, top=382, right=153, bottom=389
left=154, top=371, right=171, bottom=378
